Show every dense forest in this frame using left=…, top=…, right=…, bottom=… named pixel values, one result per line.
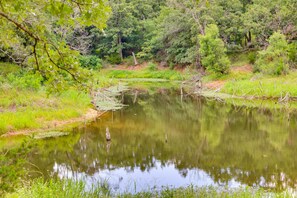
left=0, top=0, right=296, bottom=84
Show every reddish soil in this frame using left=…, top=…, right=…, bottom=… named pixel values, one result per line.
left=232, top=64, right=253, bottom=73
left=204, top=80, right=226, bottom=90
left=204, top=64, right=253, bottom=90
left=113, top=62, right=148, bottom=70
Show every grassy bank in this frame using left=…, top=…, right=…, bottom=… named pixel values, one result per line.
left=0, top=88, right=91, bottom=135
left=6, top=179, right=294, bottom=198
left=0, top=63, right=92, bottom=135
left=202, top=52, right=297, bottom=100
left=0, top=62, right=190, bottom=135
left=100, top=67, right=191, bottom=81
left=222, top=72, right=297, bottom=98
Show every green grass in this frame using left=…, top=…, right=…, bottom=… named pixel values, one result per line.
left=6, top=179, right=294, bottom=198
left=0, top=87, right=91, bottom=134
left=0, top=62, right=20, bottom=76
left=228, top=51, right=255, bottom=67
left=0, top=61, right=93, bottom=134
left=221, top=72, right=297, bottom=98
left=203, top=70, right=253, bottom=83
left=103, top=69, right=187, bottom=81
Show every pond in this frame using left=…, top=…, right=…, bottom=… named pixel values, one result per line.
left=23, top=87, right=297, bottom=193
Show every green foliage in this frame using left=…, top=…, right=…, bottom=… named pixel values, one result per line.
left=0, top=63, right=20, bottom=76
left=79, top=55, right=102, bottom=70
left=255, top=32, right=290, bottom=75
left=228, top=51, right=256, bottom=66
left=143, top=7, right=199, bottom=65
left=248, top=51, right=257, bottom=64
left=288, top=41, right=297, bottom=68
left=169, top=62, right=175, bottom=70
left=147, top=62, right=157, bottom=71
left=243, top=0, right=297, bottom=46
left=106, top=69, right=184, bottom=80
left=6, top=179, right=110, bottom=198
left=106, top=54, right=122, bottom=65
left=0, top=0, right=111, bottom=91
left=0, top=139, right=32, bottom=194
left=0, top=84, right=91, bottom=134
left=199, top=24, right=230, bottom=74
left=7, top=179, right=294, bottom=198
left=90, top=0, right=166, bottom=61
left=221, top=71, right=297, bottom=97
left=6, top=72, right=42, bottom=90
left=123, top=56, right=138, bottom=66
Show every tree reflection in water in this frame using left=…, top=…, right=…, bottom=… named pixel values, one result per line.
left=27, top=88, right=297, bottom=192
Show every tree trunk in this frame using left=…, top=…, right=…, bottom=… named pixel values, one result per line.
left=118, top=33, right=123, bottom=60
left=132, top=52, right=138, bottom=65
left=245, top=30, right=252, bottom=48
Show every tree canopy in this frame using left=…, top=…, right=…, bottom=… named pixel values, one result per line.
left=0, top=0, right=111, bottom=90
left=0, top=0, right=296, bottom=79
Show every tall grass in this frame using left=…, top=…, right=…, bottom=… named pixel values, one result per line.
left=222, top=72, right=297, bottom=98
left=6, top=179, right=110, bottom=198
left=0, top=87, right=91, bottom=134
left=104, top=69, right=185, bottom=81
left=0, top=61, right=93, bottom=134
left=6, top=179, right=295, bottom=198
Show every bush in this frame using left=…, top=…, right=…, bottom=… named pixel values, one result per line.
left=123, top=56, right=135, bottom=66
left=147, top=62, right=157, bottom=71
left=248, top=51, right=257, bottom=64
left=106, top=54, right=122, bottom=65
left=7, top=72, right=42, bottom=90
left=79, top=55, right=102, bottom=70
left=255, top=32, right=289, bottom=75
left=199, top=24, right=230, bottom=74
left=288, top=41, right=297, bottom=68
left=169, top=62, right=175, bottom=70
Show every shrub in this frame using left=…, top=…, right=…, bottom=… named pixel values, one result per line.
left=147, top=62, right=157, bottom=71
left=169, top=62, right=175, bottom=70
left=255, top=32, right=289, bottom=75
left=288, top=41, right=297, bottom=68
left=79, top=55, right=102, bottom=70
left=123, top=56, right=135, bottom=66
left=106, top=54, right=122, bottom=64
left=7, top=72, right=42, bottom=90
left=199, top=24, right=230, bottom=74
left=248, top=51, right=257, bottom=64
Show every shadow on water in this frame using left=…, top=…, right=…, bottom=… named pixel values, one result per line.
left=25, top=87, right=297, bottom=193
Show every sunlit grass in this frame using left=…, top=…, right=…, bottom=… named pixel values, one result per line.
left=221, top=72, right=297, bottom=97
left=0, top=88, right=91, bottom=134
left=0, top=62, right=20, bottom=76
left=100, top=68, right=188, bottom=81
left=6, top=179, right=295, bottom=198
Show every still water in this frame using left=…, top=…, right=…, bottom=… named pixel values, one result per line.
left=27, top=87, right=297, bottom=193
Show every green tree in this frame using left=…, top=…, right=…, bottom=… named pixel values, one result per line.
left=210, top=0, right=245, bottom=50
left=91, top=0, right=165, bottom=63
left=199, top=24, right=230, bottom=74
left=255, top=32, right=290, bottom=75
left=0, top=0, right=110, bottom=90
left=243, top=0, right=297, bottom=47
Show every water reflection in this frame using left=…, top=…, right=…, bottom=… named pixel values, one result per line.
left=27, top=88, right=297, bottom=192
left=52, top=160, right=242, bottom=193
